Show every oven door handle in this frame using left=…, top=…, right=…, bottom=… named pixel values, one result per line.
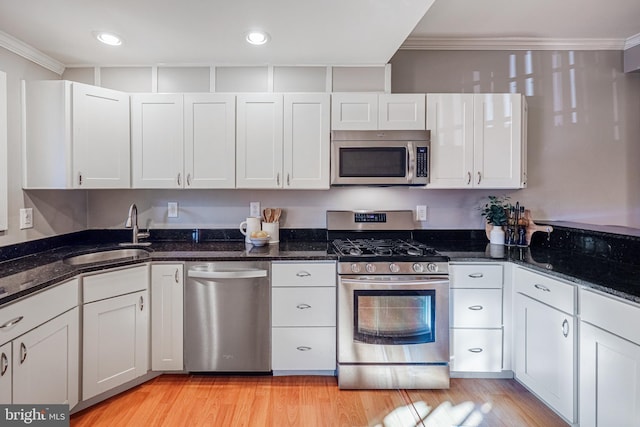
left=339, top=277, right=449, bottom=288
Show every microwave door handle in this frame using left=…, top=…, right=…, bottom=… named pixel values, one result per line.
left=407, top=142, right=415, bottom=181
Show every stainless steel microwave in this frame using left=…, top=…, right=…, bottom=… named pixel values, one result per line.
left=330, top=130, right=430, bottom=186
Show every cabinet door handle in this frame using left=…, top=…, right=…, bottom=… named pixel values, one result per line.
left=477, top=171, right=482, bottom=184
left=296, top=304, right=312, bottom=310
left=468, top=273, right=484, bottom=278
left=0, top=353, right=7, bottom=376
left=19, top=343, right=27, bottom=364
left=296, top=271, right=311, bottom=277
left=175, top=269, right=180, bottom=283
left=562, top=319, right=569, bottom=338
left=139, top=296, right=144, bottom=311
left=177, top=173, right=182, bottom=186
left=287, top=173, right=290, bottom=186
left=296, top=346, right=312, bottom=352
left=534, top=283, right=551, bottom=292
left=468, top=305, right=484, bottom=311
left=186, top=173, right=192, bottom=186
left=467, top=172, right=471, bottom=185
left=78, top=172, right=83, bottom=186
left=276, top=173, right=280, bottom=186
left=468, top=348, right=483, bottom=353
left=0, top=316, right=24, bottom=329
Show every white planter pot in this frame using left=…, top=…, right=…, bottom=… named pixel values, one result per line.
left=489, top=226, right=505, bottom=245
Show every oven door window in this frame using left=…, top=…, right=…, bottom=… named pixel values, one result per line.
left=339, top=147, right=407, bottom=177
left=353, top=289, right=436, bottom=345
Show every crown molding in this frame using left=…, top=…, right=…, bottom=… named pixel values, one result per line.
left=625, top=33, right=640, bottom=49
left=400, top=36, right=628, bottom=51
left=0, top=30, right=65, bottom=75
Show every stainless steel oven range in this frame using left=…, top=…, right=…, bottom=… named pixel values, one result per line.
left=328, top=210, right=450, bottom=389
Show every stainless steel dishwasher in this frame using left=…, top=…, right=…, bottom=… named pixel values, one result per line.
left=185, top=261, right=271, bottom=372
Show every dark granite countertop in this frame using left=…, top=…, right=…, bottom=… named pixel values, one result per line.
left=1, top=225, right=640, bottom=307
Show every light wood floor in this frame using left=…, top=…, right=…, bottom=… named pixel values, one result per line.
left=70, top=375, right=568, bottom=427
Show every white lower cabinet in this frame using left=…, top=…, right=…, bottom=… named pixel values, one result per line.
left=271, top=261, right=336, bottom=373
left=513, top=267, right=576, bottom=424
left=449, top=263, right=504, bottom=374
left=580, top=289, right=640, bottom=427
left=0, top=279, right=79, bottom=408
left=82, top=265, right=149, bottom=400
left=151, top=263, right=184, bottom=371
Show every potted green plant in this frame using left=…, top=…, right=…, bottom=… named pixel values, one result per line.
left=480, top=195, right=511, bottom=244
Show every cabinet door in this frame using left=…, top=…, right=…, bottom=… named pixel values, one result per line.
left=426, top=94, right=474, bottom=188
left=184, top=94, right=235, bottom=188
left=12, top=307, right=79, bottom=409
left=131, top=94, right=184, bottom=188
left=236, top=94, right=283, bottom=188
left=0, top=342, right=11, bottom=404
left=514, top=293, right=575, bottom=422
left=283, top=93, right=330, bottom=189
left=580, top=322, right=640, bottom=427
left=83, top=290, right=149, bottom=400
left=473, top=94, right=524, bottom=188
left=330, top=93, right=378, bottom=130
left=72, top=83, right=130, bottom=188
left=151, top=264, right=183, bottom=371
left=378, top=94, right=425, bottom=130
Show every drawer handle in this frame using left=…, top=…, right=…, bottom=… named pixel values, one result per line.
left=534, top=283, right=551, bottom=292
left=468, top=273, right=484, bottom=278
left=468, top=305, right=484, bottom=311
left=296, top=346, right=312, bottom=352
left=0, top=353, right=7, bottom=376
left=296, top=304, right=312, bottom=310
left=562, top=319, right=569, bottom=338
left=0, top=316, right=24, bottom=329
left=20, top=342, right=27, bottom=364
left=468, top=348, right=483, bottom=353
left=296, top=271, right=311, bottom=277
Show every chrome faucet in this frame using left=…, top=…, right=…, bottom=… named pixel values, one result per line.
left=125, top=203, right=150, bottom=244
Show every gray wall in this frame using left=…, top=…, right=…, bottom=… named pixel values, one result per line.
left=391, top=50, right=640, bottom=228
left=0, top=47, right=87, bottom=247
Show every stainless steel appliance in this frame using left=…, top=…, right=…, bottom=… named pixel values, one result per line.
left=330, top=130, right=430, bottom=186
left=185, top=261, right=271, bottom=372
left=328, top=210, right=450, bottom=389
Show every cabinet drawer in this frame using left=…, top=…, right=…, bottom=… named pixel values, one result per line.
left=450, top=289, right=502, bottom=328
left=272, top=262, right=336, bottom=287
left=451, top=264, right=503, bottom=288
left=272, top=287, right=335, bottom=327
left=581, top=289, right=640, bottom=345
left=451, top=328, right=503, bottom=372
left=514, top=267, right=575, bottom=314
left=272, top=327, right=336, bottom=371
left=83, top=264, right=149, bottom=303
left=0, top=279, right=78, bottom=345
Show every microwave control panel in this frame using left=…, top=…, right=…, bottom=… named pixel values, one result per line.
left=416, top=146, right=428, bottom=177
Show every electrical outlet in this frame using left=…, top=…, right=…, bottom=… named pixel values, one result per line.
left=19, top=208, right=33, bottom=229
left=416, top=205, right=427, bottom=222
left=250, top=202, right=261, bottom=218
left=168, top=202, right=178, bottom=218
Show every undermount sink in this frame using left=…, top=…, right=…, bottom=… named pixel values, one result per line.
left=63, top=248, right=150, bottom=266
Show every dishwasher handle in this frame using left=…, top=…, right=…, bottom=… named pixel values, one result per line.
left=188, top=269, right=268, bottom=280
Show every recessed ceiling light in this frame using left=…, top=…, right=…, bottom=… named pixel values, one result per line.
left=246, top=31, right=270, bottom=45
left=94, top=31, right=122, bottom=46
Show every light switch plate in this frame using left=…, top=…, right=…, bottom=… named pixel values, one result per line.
left=168, top=202, right=178, bottom=218
left=416, top=205, right=427, bottom=221
left=250, top=202, right=261, bottom=218
left=19, top=208, right=33, bottom=229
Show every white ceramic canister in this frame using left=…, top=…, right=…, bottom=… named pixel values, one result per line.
left=239, top=217, right=261, bottom=243
left=262, top=221, right=279, bottom=244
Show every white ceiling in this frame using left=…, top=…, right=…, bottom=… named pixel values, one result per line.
left=0, top=0, right=639, bottom=73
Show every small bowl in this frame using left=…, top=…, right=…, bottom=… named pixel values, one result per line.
left=249, top=235, right=270, bottom=247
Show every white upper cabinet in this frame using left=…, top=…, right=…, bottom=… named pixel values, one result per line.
left=184, top=94, right=236, bottom=188
left=331, top=93, right=425, bottom=130
left=237, top=93, right=329, bottom=189
left=131, top=93, right=185, bottom=188
left=23, top=80, right=130, bottom=189
left=283, top=93, right=330, bottom=189
left=427, top=93, right=527, bottom=189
